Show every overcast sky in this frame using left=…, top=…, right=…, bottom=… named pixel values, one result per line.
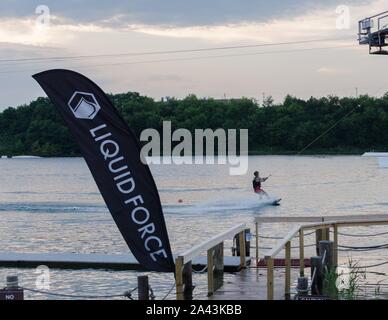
left=0, top=0, right=387, bottom=109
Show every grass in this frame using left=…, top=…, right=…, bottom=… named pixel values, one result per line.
left=323, top=259, right=367, bottom=300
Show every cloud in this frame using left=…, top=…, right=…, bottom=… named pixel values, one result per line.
left=0, top=16, right=109, bottom=46
left=0, top=0, right=385, bottom=110
left=0, top=0, right=377, bottom=47
left=129, top=14, right=339, bottom=43
left=0, top=0, right=382, bottom=48
left=317, top=67, right=348, bottom=75
left=0, top=0, right=370, bottom=46
left=145, top=74, right=186, bottom=82
left=127, top=0, right=386, bottom=42
left=0, top=0, right=368, bottom=27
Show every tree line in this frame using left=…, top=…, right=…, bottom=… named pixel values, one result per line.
left=1, top=92, right=388, bottom=157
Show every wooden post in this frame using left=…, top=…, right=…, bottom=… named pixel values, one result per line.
left=321, top=228, right=327, bottom=241
left=267, top=258, right=274, bottom=300
left=239, top=231, right=246, bottom=268
left=315, top=229, right=323, bottom=256
left=323, top=228, right=330, bottom=241
left=175, top=257, right=184, bottom=300
left=138, top=276, right=150, bottom=300
left=299, top=229, right=305, bottom=276
left=333, top=225, right=338, bottom=268
left=255, top=222, right=259, bottom=265
left=214, top=242, right=224, bottom=295
left=244, top=228, right=251, bottom=257
left=285, top=241, right=291, bottom=300
left=183, top=262, right=194, bottom=300
left=207, top=248, right=215, bottom=296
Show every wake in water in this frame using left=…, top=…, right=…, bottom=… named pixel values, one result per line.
left=0, top=194, right=280, bottom=215
left=163, top=194, right=280, bottom=215
left=0, top=202, right=108, bottom=213
left=159, top=186, right=241, bottom=193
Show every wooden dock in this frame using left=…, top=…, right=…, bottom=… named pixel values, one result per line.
left=0, top=252, right=249, bottom=273
left=4, top=214, right=387, bottom=300
left=209, top=267, right=300, bottom=300
left=210, top=214, right=388, bottom=300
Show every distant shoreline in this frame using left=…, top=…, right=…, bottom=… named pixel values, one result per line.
left=1, top=152, right=369, bottom=159
left=2, top=93, right=388, bottom=159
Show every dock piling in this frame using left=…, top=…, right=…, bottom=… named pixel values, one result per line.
left=183, top=262, right=194, bottom=300
left=137, top=276, right=150, bottom=300
left=310, top=256, right=323, bottom=295
left=319, top=240, right=334, bottom=271
left=296, top=277, right=309, bottom=297
left=0, top=276, right=24, bottom=300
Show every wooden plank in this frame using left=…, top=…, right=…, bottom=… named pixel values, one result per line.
left=257, top=258, right=311, bottom=268
left=299, top=219, right=388, bottom=232
left=0, top=252, right=146, bottom=270
left=337, top=220, right=388, bottom=228
left=255, top=214, right=388, bottom=224
left=0, top=252, right=249, bottom=273
left=193, top=256, right=251, bottom=273
left=256, top=216, right=325, bottom=223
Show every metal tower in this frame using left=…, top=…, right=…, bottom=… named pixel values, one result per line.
left=358, top=11, right=388, bottom=55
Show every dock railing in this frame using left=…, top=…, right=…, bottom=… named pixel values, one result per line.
left=358, top=10, right=388, bottom=42
left=262, top=218, right=388, bottom=300
left=358, top=10, right=388, bottom=53
left=175, top=223, right=247, bottom=300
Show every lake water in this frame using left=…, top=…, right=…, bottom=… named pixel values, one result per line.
left=1, top=156, right=388, bottom=299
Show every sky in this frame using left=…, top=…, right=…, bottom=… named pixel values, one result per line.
left=0, top=0, right=388, bottom=109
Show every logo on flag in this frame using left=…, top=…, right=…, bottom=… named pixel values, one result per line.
left=68, top=91, right=101, bottom=120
